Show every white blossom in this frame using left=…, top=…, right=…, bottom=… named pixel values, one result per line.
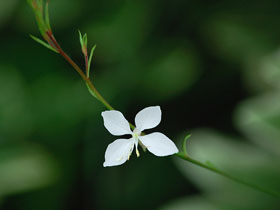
left=101, top=106, right=178, bottom=167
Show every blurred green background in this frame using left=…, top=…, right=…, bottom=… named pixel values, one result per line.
left=0, top=0, right=280, bottom=209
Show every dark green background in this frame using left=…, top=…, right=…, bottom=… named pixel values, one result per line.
left=0, top=0, right=280, bottom=209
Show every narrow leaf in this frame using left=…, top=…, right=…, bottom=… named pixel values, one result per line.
left=86, top=83, right=97, bottom=99
left=78, top=30, right=83, bottom=49
left=182, top=133, right=191, bottom=155
left=29, top=0, right=47, bottom=37
left=87, top=45, right=96, bottom=78
left=30, top=35, right=58, bottom=53
left=78, top=30, right=87, bottom=55
left=83, top=33, right=87, bottom=49
left=45, top=1, right=51, bottom=30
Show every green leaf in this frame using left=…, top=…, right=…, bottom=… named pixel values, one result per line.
left=30, top=34, right=58, bottom=53
left=86, top=82, right=97, bottom=99
left=182, top=133, right=191, bottom=155
left=87, top=45, right=96, bottom=78
left=83, top=33, right=87, bottom=49
left=28, top=0, right=47, bottom=37
left=78, top=31, right=88, bottom=55
left=44, top=1, right=51, bottom=30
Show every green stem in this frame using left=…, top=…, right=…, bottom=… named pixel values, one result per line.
left=45, top=31, right=279, bottom=198
left=85, top=52, right=89, bottom=78
left=175, top=152, right=280, bottom=197
left=46, top=32, right=114, bottom=111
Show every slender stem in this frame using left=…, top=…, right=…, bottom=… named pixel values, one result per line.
left=44, top=32, right=279, bottom=198
left=175, top=152, right=280, bottom=197
left=46, top=32, right=114, bottom=111
left=85, top=53, right=89, bottom=78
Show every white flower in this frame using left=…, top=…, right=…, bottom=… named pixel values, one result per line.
left=101, top=106, right=179, bottom=167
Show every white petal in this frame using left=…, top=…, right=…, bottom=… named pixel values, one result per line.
left=135, top=106, right=161, bottom=132
left=139, top=132, right=178, bottom=156
left=101, top=110, right=132, bottom=136
left=103, top=138, right=135, bottom=167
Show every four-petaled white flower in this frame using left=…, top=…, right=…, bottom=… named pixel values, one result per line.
left=101, top=106, right=179, bottom=167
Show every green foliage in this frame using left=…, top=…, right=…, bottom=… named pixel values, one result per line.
left=27, top=0, right=53, bottom=39
left=175, top=130, right=280, bottom=209
left=182, top=133, right=191, bottom=155
left=30, top=34, right=58, bottom=53
left=3, top=0, right=280, bottom=209
left=28, top=0, right=47, bottom=35
left=78, top=31, right=96, bottom=77
left=78, top=30, right=88, bottom=55
left=87, top=45, right=96, bottom=77
left=86, top=82, right=97, bottom=99
left=44, top=1, right=51, bottom=30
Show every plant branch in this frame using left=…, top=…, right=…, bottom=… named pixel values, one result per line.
left=175, top=152, right=280, bottom=197
left=85, top=53, right=89, bottom=78
left=46, top=30, right=279, bottom=198
left=46, top=32, right=114, bottom=111
left=28, top=1, right=280, bottom=197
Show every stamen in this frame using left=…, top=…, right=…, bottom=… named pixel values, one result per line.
left=136, top=148, right=140, bottom=157
left=127, top=144, right=134, bottom=160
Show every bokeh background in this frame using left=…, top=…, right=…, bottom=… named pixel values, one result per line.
left=0, top=0, right=280, bottom=209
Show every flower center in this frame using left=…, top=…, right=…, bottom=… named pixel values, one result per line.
left=132, top=128, right=140, bottom=157
left=132, top=128, right=140, bottom=140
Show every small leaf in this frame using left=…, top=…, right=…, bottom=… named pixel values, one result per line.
left=78, top=31, right=88, bottom=55
left=83, top=33, right=87, bottom=49
left=87, top=45, right=96, bottom=78
left=86, top=82, right=97, bottom=99
left=182, top=133, right=191, bottom=155
left=78, top=30, right=83, bottom=49
left=45, top=1, right=51, bottom=30
left=28, top=0, right=47, bottom=37
left=30, top=34, right=58, bottom=53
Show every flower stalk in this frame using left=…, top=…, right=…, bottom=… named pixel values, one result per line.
left=28, top=0, right=280, bottom=197
left=28, top=0, right=113, bottom=110
left=175, top=152, right=280, bottom=197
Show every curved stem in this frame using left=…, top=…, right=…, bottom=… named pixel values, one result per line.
left=175, top=152, right=280, bottom=197
left=45, top=32, right=279, bottom=198
left=85, top=53, right=89, bottom=78
left=46, top=32, right=114, bottom=111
